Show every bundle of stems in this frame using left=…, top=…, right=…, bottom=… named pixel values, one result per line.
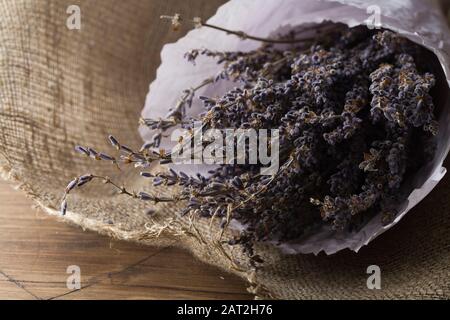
left=62, top=15, right=438, bottom=262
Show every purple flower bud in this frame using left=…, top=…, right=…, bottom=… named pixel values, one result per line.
left=75, top=146, right=89, bottom=156
left=140, top=172, right=153, bottom=178
left=108, top=135, right=120, bottom=149
left=138, top=192, right=153, bottom=201
left=65, top=178, right=79, bottom=193
left=60, top=200, right=67, bottom=216
left=99, top=153, right=115, bottom=161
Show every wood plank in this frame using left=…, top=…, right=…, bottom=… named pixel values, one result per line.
left=0, top=180, right=251, bottom=300
left=0, top=271, right=38, bottom=300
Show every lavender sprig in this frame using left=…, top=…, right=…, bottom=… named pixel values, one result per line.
left=139, top=77, right=214, bottom=148
left=61, top=174, right=184, bottom=216
left=161, top=14, right=325, bottom=44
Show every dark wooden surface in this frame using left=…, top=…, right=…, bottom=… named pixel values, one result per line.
left=0, top=180, right=252, bottom=300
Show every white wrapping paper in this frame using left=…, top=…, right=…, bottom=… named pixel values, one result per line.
left=141, top=0, right=450, bottom=254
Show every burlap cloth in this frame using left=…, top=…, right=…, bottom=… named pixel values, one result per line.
left=0, top=0, right=448, bottom=299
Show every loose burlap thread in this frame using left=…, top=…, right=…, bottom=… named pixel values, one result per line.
left=0, top=0, right=448, bottom=299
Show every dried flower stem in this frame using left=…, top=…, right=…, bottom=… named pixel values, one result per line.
left=161, top=14, right=316, bottom=44
left=139, top=77, right=214, bottom=148
left=61, top=173, right=187, bottom=215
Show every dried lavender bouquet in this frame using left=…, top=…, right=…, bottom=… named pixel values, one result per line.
left=62, top=20, right=439, bottom=262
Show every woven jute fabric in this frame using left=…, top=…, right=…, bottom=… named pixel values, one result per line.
left=0, top=0, right=448, bottom=299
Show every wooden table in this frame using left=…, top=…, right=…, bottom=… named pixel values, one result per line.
left=0, top=180, right=251, bottom=300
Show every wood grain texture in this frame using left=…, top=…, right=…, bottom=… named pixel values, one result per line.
left=0, top=180, right=252, bottom=300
